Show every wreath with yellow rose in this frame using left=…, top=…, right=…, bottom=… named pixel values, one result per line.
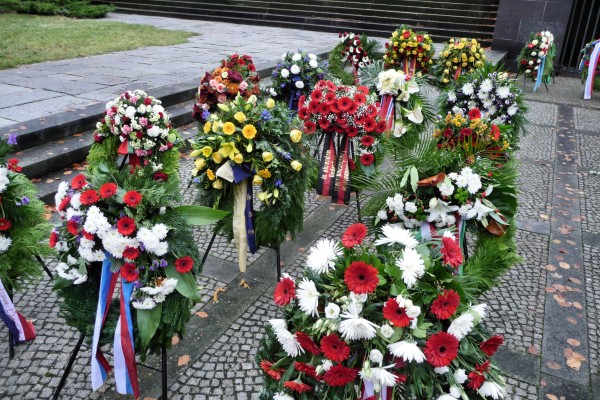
left=383, top=25, right=435, bottom=76
left=432, top=38, right=486, bottom=86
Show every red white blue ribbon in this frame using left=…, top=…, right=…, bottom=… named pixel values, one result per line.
left=416, top=216, right=466, bottom=274
left=584, top=41, right=600, bottom=100
left=533, top=56, right=547, bottom=93
left=91, top=255, right=140, bottom=399
left=379, top=95, right=395, bottom=134
left=0, top=278, right=35, bottom=344
left=362, top=381, right=392, bottom=399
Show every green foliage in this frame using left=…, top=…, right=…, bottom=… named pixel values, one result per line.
left=10, top=0, right=113, bottom=18
left=328, top=33, right=381, bottom=85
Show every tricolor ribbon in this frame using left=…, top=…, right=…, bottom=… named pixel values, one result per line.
left=533, top=55, right=547, bottom=93
left=379, top=94, right=396, bottom=135
left=118, top=140, right=141, bottom=168
left=584, top=41, right=600, bottom=100
left=353, top=66, right=360, bottom=85
left=454, top=65, right=462, bottom=81
left=0, top=279, right=35, bottom=345
left=361, top=380, right=393, bottom=399
left=402, top=56, right=417, bottom=76
left=216, top=161, right=257, bottom=272
left=91, top=255, right=140, bottom=399
left=317, top=132, right=352, bottom=205
left=415, top=216, right=466, bottom=275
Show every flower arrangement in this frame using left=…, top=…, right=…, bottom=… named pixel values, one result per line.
left=517, top=31, right=555, bottom=82
left=339, top=32, right=372, bottom=71
left=268, top=50, right=328, bottom=110
left=192, top=54, right=261, bottom=122
left=90, top=89, right=181, bottom=177
left=257, top=223, right=506, bottom=400
left=190, top=95, right=308, bottom=264
left=383, top=25, right=435, bottom=76
left=432, top=38, right=486, bottom=85
left=579, top=38, right=600, bottom=92
left=329, top=32, right=381, bottom=85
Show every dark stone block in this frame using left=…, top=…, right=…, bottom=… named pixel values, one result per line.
left=493, top=18, right=521, bottom=40
left=543, top=1, right=574, bottom=23
left=497, top=0, right=545, bottom=21
left=494, top=347, right=540, bottom=384
left=539, top=372, right=591, bottom=399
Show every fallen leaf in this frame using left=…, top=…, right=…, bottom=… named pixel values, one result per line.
left=567, top=317, right=577, bottom=325
left=546, top=264, right=557, bottom=271
left=552, top=239, right=561, bottom=244
left=566, top=240, right=576, bottom=245
left=172, top=336, right=180, bottom=345
left=573, top=302, right=583, bottom=309
left=559, top=225, right=575, bottom=235
left=564, top=348, right=585, bottom=370
left=239, top=279, right=251, bottom=289
left=569, top=277, right=582, bottom=285
left=63, top=170, right=73, bottom=175
left=144, top=397, right=158, bottom=400
left=559, top=262, right=570, bottom=270
left=46, top=178, right=55, bottom=183
left=545, top=287, right=557, bottom=293
left=546, top=361, right=561, bottom=370
left=567, top=338, right=581, bottom=346
left=213, top=287, right=226, bottom=303
left=546, top=395, right=558, bottom=400
left=195, top=311, right=208, bottom=318
left=178, top=355, right=190, bottom=366
left=539, top=214, right=550, bottom=220
left=528, top=345, right=539, bottom=355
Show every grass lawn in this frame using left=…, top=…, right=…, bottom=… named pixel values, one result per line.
left=0, top=14, right=197, bottom=70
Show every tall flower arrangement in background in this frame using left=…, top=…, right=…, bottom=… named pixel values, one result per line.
left=383, top=25, right=434, bottom=76
left=432, top=38, right=486, bottom=85
left=517, top=31, right=555, bottom=84
left=578, top=38, right=600, bottom=96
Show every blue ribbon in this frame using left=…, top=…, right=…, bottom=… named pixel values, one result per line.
left=231, top=163, right=258, bottom=253
left=533, top=56, right=546, bottom=92
left=0, top=299, right=20, bottom=345
left=288, top=88, right=299, bottom=112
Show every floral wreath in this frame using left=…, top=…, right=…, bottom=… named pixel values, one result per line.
left=517, top=31, right=555, bottom=83
left=329, top=32, right=380, bottom=85
left=432, top=38, right=486, bottom=85
left=383, top=25, right=435, bottom=76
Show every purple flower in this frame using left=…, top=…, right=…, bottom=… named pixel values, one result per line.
left=7, top=134, right=17, bottom=146
left=261, top=110, right=272, bottom=121
left=202, top=110, right=211, bottom=120
left=275, top=179, right=282, bottom=187
left=159, top=259, right=168, bottom=267
left=20, top=196, right=30, bottom=205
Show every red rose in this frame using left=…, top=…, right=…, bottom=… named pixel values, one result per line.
left=117, top=217, right=136, bottom=236
left=123, top=190, right=142, bottom=207
left=360, top=153, right=375, bottom=166
left=80, top=189, right=99, bottom=205
left=120, top=263, right=139, bottom=283
left=0, top=218, right=11, bottom=231
left=153, top=172, right=169, bottom=182
left=99, top=182, right=118, bottom=198
left=71, top=174, right=87, bottom=190
left=460, top=128, right=473, bottom=138
left=402, top=31, right=411, bottom=39
left=144, top=97, right=153, bottom=105
left=175, top=256, right=194, bottom=274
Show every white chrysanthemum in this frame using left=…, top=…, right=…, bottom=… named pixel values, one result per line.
left=447, top=91, right=457, bottom=102
left=386, top=193, right=404, bottom=214
left=0, top=175, right=8, bottom=193
left=448, top=312, right=475, bottom=340
left=496, top=86, right=510, bottom=99
left=388, top=340, right=425, bottom=363
left=360, top=365, right=398, bottom=390
left=480, top=79, right=493, bottom=93
left=437, top=395, right=455, bottom=400
left=374, top=224, right=418, bottom=248
left=84, top=206, right=111, bottom=234
left=56, top=261, right=87, bottom=285
left=396, top=248, right=425, bottom=288
left=438, top=181, right=455, bottom=197
left=454, top=368, right=468, bottom=384
left=290, top=64, right=301, bottom=74
left=297, top=279, right=320, bottom=317
left=152, top=223, right=169, bottom=240
left=369, top=349, right=384, bottom=365
left=306, top=238, right=342, bottom=274
left=404, top=201, right=418, bottom=213
left=461, top=83, right=474, bottom=95
left=339, top=300, right=378, bottom=340
left=55, top=181, right=69, bottom=206
left=507, top=104, right=518, bottom=116
left=466, top=174, right=482, bottom=194
left=132, top=297, right=157, bottom=310
left=470, top=303, right=488, bottom=319
left=274, top=392, right=294, bottom=400
left=70, top=193, right=82, bottom=209
left=0, top=235, right=11, bottom=253
left=434, top=366, right=449, bottom=374
left=269, top=319, right=304, bottom=357
left=325, top=303, right=340, bottom=319
left=478, top=381, right=505, bottom=399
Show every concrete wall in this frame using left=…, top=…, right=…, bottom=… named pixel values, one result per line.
left=492, top=0, right=574, bottom=68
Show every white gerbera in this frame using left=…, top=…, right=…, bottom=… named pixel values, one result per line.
left=448, top=312, right=475, bottom=340
left=360, top=365, right=398, bottom=390
left=339, top=300, right=378, bottom=340
left=507, top=104, right=518, bottom=116
left=306, top=238, right=342, bottom=274
left=388, top=340, right=425, bottom=363
left=296, top=279, right=320, bottom=317
left=374, top=224, right=418, bottom=248
left=470, top=303, right=488, bottom=319
left=478, top=381, right=505, bottom=399
left=269, top=319, right=304, bottom=357
left=480, top=78, right=493, bottom=93
left=396, top=248, right=425, bottom=288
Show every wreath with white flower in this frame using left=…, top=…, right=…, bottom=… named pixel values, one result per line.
left=517, top=31, right=556, bottom=82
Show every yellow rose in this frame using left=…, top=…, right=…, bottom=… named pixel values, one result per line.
left=392, top=31, right=398, bottom=37
left=213, top=179, right=223, bottom=189
left=234, top=112, right=247, bottom=123
left=203, top=122, right=212, bottom=133
left=290, top=160, right=302, bottom=171
left=201, top=146, right=213, bottom=157
left=253, top=175, right=263, bottom=185
left=443, top=69, right=449, bottom=74
left=233, top=153, right=244, bottom=164
left=206, top=169, right=215, bottom=181
left=257, top=169, right=271, bottom=179
left=458, top=43, right=465, bottom=50
left=442, top=78, right=449, bottom=84
left=446, top=61, right=452, bottom=67
left=475, top=61, right=482, bottom=67
left=469, top=56, right=475, bottom=63
left=262, top=151, right=274, bottom=162
left=452, top=57, right=458, bottom=63
left=194, top=158, right=206, bottom=170
left=242, top=124, right=257, bottom=139
left=266, top=98, right=275, bottom=109
left=290, top=129, right=302, bottom=143
left=222, top=122, right=236, bottom=135
left=212, top=152, right=223, bottom=163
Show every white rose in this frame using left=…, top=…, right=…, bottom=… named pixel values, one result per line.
left=532, top=39, right=538, bottom=45
left=295, top=81, right=305, bottom=89
left=531, top=52, right=537, bottom=56
left=269, top=88, right=277, bottom=96
left=309, top=59, right=318, bottom=68
left=125, top=106, right=136, bottom=120
left=325, top=303, right=340, bottom=319
left=380, top=324, right=394, bottom=338
left=369, top=349, right=384, bottom=365
left=221, top=71, right=228, bottom=79
left=292, top=53, right=302, bottom=61
left=290, top=64, right=301, bottom=74
left=308, top=53, right=316, bottom=59
left=147, top=126, right=161, bottom=137
left=281, top=69, right=290, bottom=78
left=528, top=60, right=534, bottom=66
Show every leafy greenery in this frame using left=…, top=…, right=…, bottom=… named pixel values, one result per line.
left=328, top=33, right=381, bottom=85
left=1, top=0, right=113, bottom=18
left=0, top=14, right=196, bottom=69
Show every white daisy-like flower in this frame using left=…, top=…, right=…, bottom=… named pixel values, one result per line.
left=438, top=181, right=455, bottom=197
left=324, top=303, right=340, bottom=319
left=507, top=104, right=518, bottom=116
left=380, top=324, right=394, bottom=339
left=374, top=224, right=418, bottom=248
left=466, top=174, right=482, bottom=194
left=388, top=340, right=425, bottom=363
left=425, top=198, right=459, bottom=224
left=377, top=209, right=388, bottom=221
left=461, top=83, right=474, bottom=96
left=396, top=248, right=425, bottom=288
left=297, top=278, right=320, bottom=317
left=55, top=181, right=69, bottom=205
left=306, top=238, right=342, bottom=274
left=269, top=319, right=304, bottom=357
left=0, top=235, right=12, bottom=253
left=339, top=300, right=378, bottom=340
left=274, top=392, right=294, bottom=400
left=496, top=86, right=510, bottom=99
left=360, top=365, right=398, bottom=390
left=448, top=312, right=475, bottom=340
left=434, top=366, right=449, bottom=374
left=454, top=368, right=468, bottom=384
left=447, top=91, right=457, bottom=102
left=470, top=303, right=488, bottom=319
left=480, top=79, right=493, bottom=93
left=478, top=381, right=505, bottom=399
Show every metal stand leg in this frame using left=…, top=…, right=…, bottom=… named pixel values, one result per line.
left=53, top=332, right=85, bottom=400
left=355, top=191, right=362, bottom=223
left=36, top=255, right=53, bottom=279
left=462, top=234, right=469, bottom=261
left=201, top=230, right=218, bottom=266
left=161, top=344, right=168, bottom=400
left=7, top=287, right=14, bottom=360
left=544, top=81, right=549, bottom=91
left=275, top=245, right=281, bottom=282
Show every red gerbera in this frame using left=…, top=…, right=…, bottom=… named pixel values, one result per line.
left=319, top=102, right=331, bottom=115
left=284, top=379, right=312, bottom=393
left=383, top=298, right=412, bottom=327
left=424, top=332, right=459, bottom=367
left=82, top=230, right=94, bottom=241
left=294, top=362, right=318, bottom=379
left=376, top=120, right=387, bottom=133
left=430, top=289, right=460, bottom=320
left=310, top=89, right=323, bottom=101
left=303, top=121, right=317, bottom=135
left=0, top=218, right=11, bottom=231
left=337, top=96, right=353, bottom=112
left=318, top=117, right=331, bottom=130
left=347, top=100, right=359, bottom=115
left=99, top=182, right=118, bottom=199
left=122, top=247, right=140, bottom=261
left=274, top=275, right=296, bottom=306
left=298, top=107, right=309, bottom=120
left=298, top=95, right=306, bottom=105
left=360, top=153, right=375, bottom=166
left=357, top=85, right=369, bottom=95
left=117, top=217, right=136, bottom=236
left=66, top=220, right=79, bottom=236
left=71, top=174, right=87, bottom=190
left=360, top=135, right=375, bottom=147
left=58, top=196, right=71, bottom=212
left=366, top=104, right=377, bottom=115
left=467, top=371, right=486, bottom=390
left=347, top=126, right=359, bottom=137
left=260, top=360, right=283, bottom=381
left=468, top=108, right=482, bottom=120
left=344, top=261, right=379, bottom=294
left=49, top=231, right=58, bottom=248
left=363, top=117, right=377, bottom=132
left=123, top=190, right=142, bottom=207
left=460, top=128, right=473, bottom=137
left=308, top=100, right=320, bottom=113
left=341, top=223, right=367, bottom=249
left=175, top=256, right=194, bottom=274
left=354, top=93, right=367, bottom=105
left=480, top=334, right=504, bottom=356
left=491, top=124, right=501, bottom=141
left=440, top=236, right=463, bottom=268
left=295, top=331, right=321, bottom=355
left=80, top=189, right=99, bottom=205
left=323, top=364, right=358, bottom=387
left=321, top=333, right=350, bottom=362
left=120, top=263, right=139, bottom=283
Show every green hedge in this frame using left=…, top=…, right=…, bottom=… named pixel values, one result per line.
left=0, top=0, right=113, bottom=18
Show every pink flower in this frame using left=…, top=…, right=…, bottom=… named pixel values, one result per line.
left=106, top=108, right=115, bottom=117
left=121, top=125, right=132, bottom=135
left=139, top=117, right=148, bottom=127
left=239, top=81, right=248, bottom=91
left=209, top=79, right=219, bottom=88
left=216, top=83, right=226, bottom=93
left=217, top=94, right=227, bottom=103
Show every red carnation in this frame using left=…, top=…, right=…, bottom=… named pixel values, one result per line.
left=122, top=247, right=140, bottom=261
left=344, top=261, right=379, bottom=294
left=430, top=289, right=460, bottom=320
left=468, top=108, right=482, bottom=120
left=99, top=182, right=118, bottom=198
left=117, top=217, right=136, bottom=236
left=360, top=153, right=375, bottom=166
left=440, top=236, right=463, bottom=268
left=323, top=364, right=358, bottom=387
left=294, top=362, right=318, bottom=379
left=49, top=231, right=58, bottom=248
left=363, top=117, right=377, bottom=132
left=123, top=190, right=142, bottom=207
left=274, top=275, right=296, bottom=306
left=80, top=189, right=99, bottom=205
left=67, top=220, right=79, bottom=236
left=295, top=331, right=321, bottom=355
left=260, top=360, right=283, bottom=381
left=360, top=135, right=375, bottom=147
left=153, top=172, right=169, bottom=182
left=0, top=218, right=11, bottom=231
left=175, top=256, right=194, bottom=274
left=120, top=263, right=139, bottom=283
left=284, top=380, right=312, bottom=393
left=480, top=334, right=504, bottom=356
left=383, top=298, right=412, bottom=327
left=341, top=223, right=367, bottom=248
left=321, top=333, right=350, bottom=362
left=303, top=121, right=317, bottom=135
left=71, top=174, right=87, bottom=190
left=491, top=124, right=501, bottom=141
left=424, top=332, right=459, bottom=367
